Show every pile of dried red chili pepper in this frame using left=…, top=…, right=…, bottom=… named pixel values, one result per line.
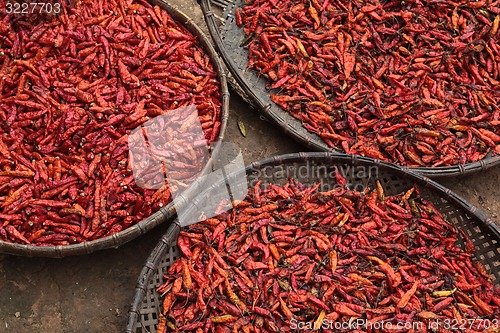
left=236, top=0, right=500, bottom=167
left=0, top=0, right=222, bottom=245
left=156, top=176, right=500, bottom=333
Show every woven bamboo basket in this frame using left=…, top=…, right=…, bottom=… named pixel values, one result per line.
left=0, top=0, right=230, bottom=257
left=198, top=0, right=500, bottom=178
left=126, top=152, right=500, bottom=333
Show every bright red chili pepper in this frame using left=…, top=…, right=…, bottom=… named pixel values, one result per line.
left=156, top=179, right=499, bottom=332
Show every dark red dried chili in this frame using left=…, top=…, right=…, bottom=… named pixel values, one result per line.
left=237, top=0, right=500, bottom=167
left=0, top=0, right=222, bottom=245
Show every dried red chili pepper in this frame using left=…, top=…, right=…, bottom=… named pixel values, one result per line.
left=0, top=0, right=223, bottom=246
left=237, top=0, right=500, bottom=167
left=156, top=178, right=499, bottom=332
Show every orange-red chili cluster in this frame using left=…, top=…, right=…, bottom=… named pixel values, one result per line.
left=237, top=0, right=500, bottom=167
left=156, top=177, right=499, bottom=332
left=0, top=0, right=222, bottom=245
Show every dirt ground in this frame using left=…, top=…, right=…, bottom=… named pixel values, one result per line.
left=0, top=1, right=499, bottom=332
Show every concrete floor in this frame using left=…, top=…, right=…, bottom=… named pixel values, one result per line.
left=0, top=0, right=499, bottom=332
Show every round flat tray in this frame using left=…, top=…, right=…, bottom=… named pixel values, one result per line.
left=199, top=0, right=500, bottom=178
left=126, top=152, right=500, bottom=333
left=0, top=0, right=230, bottom=258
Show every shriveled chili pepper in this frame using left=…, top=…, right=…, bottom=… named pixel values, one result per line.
left=156, top=177, right=499, bottom=332
left=236, top=0, right=500, bottom=167
left=0, top=0, right=223, bottom=246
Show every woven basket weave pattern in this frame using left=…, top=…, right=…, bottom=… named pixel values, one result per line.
left=126, top=153, right=500, bottom=333
left=200, top=0, right=500, bottom=178
left=0, top=0, right=230, bottom=258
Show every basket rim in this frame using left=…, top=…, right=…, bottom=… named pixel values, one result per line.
left=126, top=152, right=500, bottom=333
left=199, top=0, right=500, bottom=179
left=0, top=0, right=230, bottom=258
left=188, top=152, right=500, bottom=239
